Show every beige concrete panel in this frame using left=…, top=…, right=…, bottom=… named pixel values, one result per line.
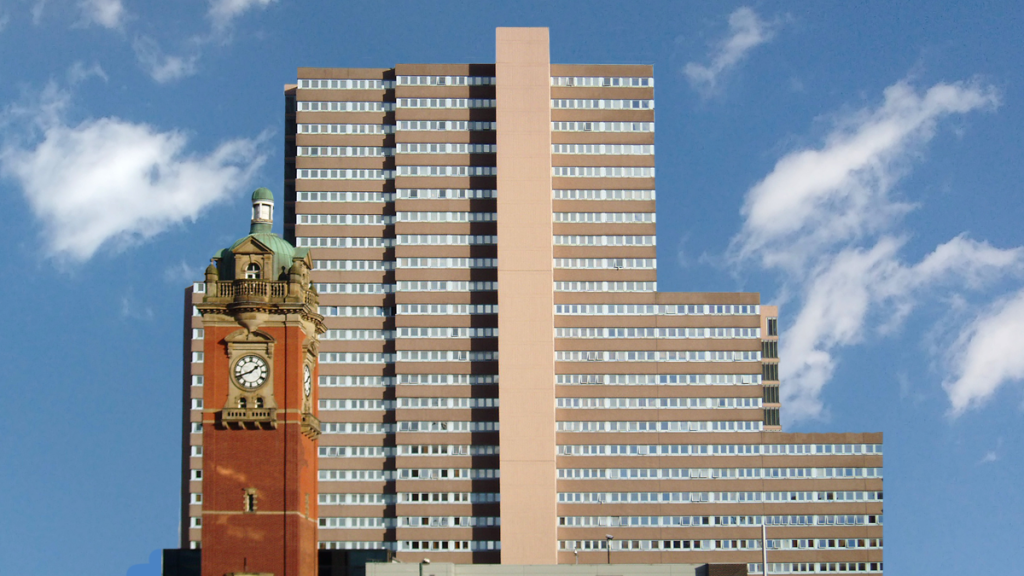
left=296, top=111, right=388, bottom=124
left=552, top=132, right=655, bottom=145
left=396, top=176, right=498, bottom=189
left=295, top=203, right=390, bottom=216
left=295, top=134, right=388, bottom=147
left=396, top=132, right=498, bottom=144
left=396, top=154, right=497, bottom=166
left=397, top=361, right=498, bottom=374
left=495, top=26, right=558, bottom=566
left=394, top=316, right=497, bottom=328
left=296, top=180, right=388, bottom=192
left=554, top=270, right=658, bottom=282
left=395, top=64, right=496, bottom=76
left=296, top=157, right=389, bottom=170
left=550, top=87, right=655, bottom=99
left=550, top=64, right=653, bottom=77
left=395, top=109, right=497, bottom=122
left=552, top=177, right=656, bottom=190
left=551, top=155, right=656, bottom=168
left=298, top=68, right=391, bottom=80
left=396, top=339, right=498, bottom=352
left=394, top=270, right=497, bottom=282
left=395, top=199, right=497, bottom=212
left=395, top=223, right=498, bottom=235
left=396, top=246, right=498, bottom=259
left=394, top=292, right=498, bottom=305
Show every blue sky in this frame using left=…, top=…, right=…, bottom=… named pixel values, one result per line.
left=0, top=1, right=1022, bottom=574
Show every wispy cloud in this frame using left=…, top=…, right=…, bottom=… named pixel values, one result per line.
left=727, top=78, right=1021, bottom=422
left=164, top=260, right=204, bottom=285
left=208, top=0, right=275, bottom=31
left=684, top=7, right=778, bottom=97
left=78, top=0, right=124, bottom=29
left=0, top=81, right=267, bottom=263
left=133, top=36, right=199, bottom=83
left=945, top=289, right=1024, bottom=415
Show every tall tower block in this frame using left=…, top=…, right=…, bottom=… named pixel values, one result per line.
left=197, top=188, right=326, bottom=576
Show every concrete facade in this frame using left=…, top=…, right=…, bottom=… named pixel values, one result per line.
left=179, top=28, right=883, bottom=576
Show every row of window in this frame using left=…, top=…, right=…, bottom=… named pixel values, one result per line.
left=554, top=188, right=655, bottom=200
left=558, top=443, right=881, bottom=457
left=556, top=421, right=763, bottom=433
left=552, top=99, right=654, bottom=110
left=554, top=212, right=654, bottom=223
left=554, top=166, right=655, bottom=178
left=320, top=397, right=499, bottom=410
left=318, top=492, right=500, bottom=505
left=319, top=374, right=498, bottom=387
left=560, top=514, right=882, bottom=527
left=553, top=258, right=656, bottom=269
left=297, top=123, right=394, bottom=135
left=553, top=121, right=653, bottom=133
left=320, top=516, right=500, bottom=528
left=321, top=421, right=499, bottom=434
left=297, top=237, right=391, bottom=248
left=318, top=468, right=498, bottom=482
left=295, top=189, right=498, bottom=202
left=299, top=214, right=390, bottom=225
left=554, top=281, right=656, bottom=292
left=556, top=397, right=762, bottom=409
left=398, top=120, right=496, bottom=131
left=396, top=75, right=495, bottom=86
left=558, top=491, right=882, bottom=504
left=396, top=350, right=498, bottom=362
left=397, top=211, right=497, bottom=222
left=556, top=374, right=760, bottom=386
left=313, top=260, right=394, bottom=271
left=555, top=304, right=760, bottom=315
left=297, top=78, right=392, bottom=90
left=750, top=562, right=883, bottom=574
left=312, top=281, right=497, bottom=293
left=396, top=98, right=495, bottom=108
left=555, top=350, right=762, bottom=362
left=398, top=234, right=497, bottom=245
left=553, top=144, right=654, bottom=155
left=397, top=143, right=496, bottom=154
left=298, top=168, right=393, bottom=179
left=397, top=165, right=497, bottom=177
left=551, top=76, right=653, bottom=87
left=322, top=327, right=498, bottom=340
left=555, top=327, right=761, bottom=339
left=318, top=445, right=499, bottom=458
left=556, top=467, right=882, bottom=480
left=399, top=304, right=497, bottom=315
left=399, top=257, right=497, bottom=269
left=297, top=101, right=393, bottom=112
left=319, top=306, right=389, bottom=317
left=553, top=235, right=655, bottom=246
left=297, top=145, right=392, bottom=157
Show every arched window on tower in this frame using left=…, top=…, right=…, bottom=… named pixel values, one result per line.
left=238, top=397, right=247, bottom=409
left=245, top=263, right=261, bottom=279
left=255, top=397, right=265, bottom=409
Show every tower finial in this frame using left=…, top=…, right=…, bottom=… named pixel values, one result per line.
left=250, top=187, right=274, bottom=234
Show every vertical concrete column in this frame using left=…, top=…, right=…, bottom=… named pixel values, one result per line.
left=495, top=27, right=557, bottom=565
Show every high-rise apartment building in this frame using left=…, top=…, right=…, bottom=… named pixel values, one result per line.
left=179, top=28, right=883, bottom=575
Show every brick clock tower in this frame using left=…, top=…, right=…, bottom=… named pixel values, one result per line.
left=196, top=188, right=325, bottom=576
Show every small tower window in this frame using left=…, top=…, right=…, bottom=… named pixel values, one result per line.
left=238, top=397, right=247, bottom=409
left=255, top=397, right=264, bottom=409
left=244, top=488, right=257, bottom=513
left=245, top=263, right=261, bottom=279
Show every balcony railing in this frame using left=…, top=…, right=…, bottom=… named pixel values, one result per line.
left=216, top=280, right=288, bottom=299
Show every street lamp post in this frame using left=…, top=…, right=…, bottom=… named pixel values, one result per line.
left=420, top=558, right=431, bottom=576
left=605, top=535, right=614, bottom=565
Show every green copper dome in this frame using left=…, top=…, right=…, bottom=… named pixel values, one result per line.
left=252, top=187, right=274, bottom=202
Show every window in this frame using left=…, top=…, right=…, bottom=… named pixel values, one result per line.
left=238, top=397, right=247, bottom=409
left=762, top=341, right=778, bottom=359
left=764, top=408, right=780, bottom=427
left=191, top=399, right=203, bottom=410
left=767, top=317, right=778, bottom=336
left=245, top=263, right=261, bottom=279
left=190, top=469, right=202, bottom=481
left=190, top=423, right=203, bottom=433
left=762, top=363, right=779, bottom=382
left=190, top=445, right=203, bottom=457
left=244, top=488, right=257, bottom=512
left=189, top=493, right=203, bottom=504
left=191, top=352, right=204, bottom=363
left=763, top=385, right=780, bottom=404
left=189, top=517, right=201, bottom=528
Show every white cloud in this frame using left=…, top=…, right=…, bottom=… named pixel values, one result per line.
left=727, top=78, right=1019, bottom=422
left=732, top=80, right=999, bottom=271
left=164, top=260, right=204, bottom=284
left=684, top=7, right=777, bottom=96
left=944, top=289, right=1024, bottom=415
left=0, top=93, right=267, bottom=262
left=79, top=0, right=124, bottom=29
left=979, top=451, right=999, bottom=464
left=0, top=11, right=10, bottom=33
left=208, top=0, right=274, bottom=29
left=133, top=36, right=199, bottom=83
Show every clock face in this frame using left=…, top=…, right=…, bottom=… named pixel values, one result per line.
left=233, top=355, right=269, bottom=389
left=303, top=365, right=312, bottom=398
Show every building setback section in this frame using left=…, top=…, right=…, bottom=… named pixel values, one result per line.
left=178, top=27, right=882, bottom=575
